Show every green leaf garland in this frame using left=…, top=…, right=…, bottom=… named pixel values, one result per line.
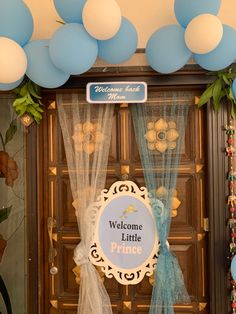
left=198, top=69, right=236, bottom=118
left=12, top=79, right=44, bottom=124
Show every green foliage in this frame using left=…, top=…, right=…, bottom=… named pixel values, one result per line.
left=4, top=119, right=17, bottom=146
left=0, top=206, right=12, bottom=223
left=56, top=20, right=66, bottom=25
left=0, top=274, right=13, bottom=314
left=0, top=118, right=17, bottom=151
left=198, top=69, right=236, bottom=119
left=12, top=79, right=44, bottom=124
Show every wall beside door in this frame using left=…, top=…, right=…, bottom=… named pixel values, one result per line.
left=0, top=96, right=27, bottom=314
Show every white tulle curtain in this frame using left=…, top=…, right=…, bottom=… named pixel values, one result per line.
left=57, top=94, right=114, bottom=314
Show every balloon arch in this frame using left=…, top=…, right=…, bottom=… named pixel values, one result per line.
left=0, top=0, right=138, bottom=90
left=0, top=0, right=236, bottom=90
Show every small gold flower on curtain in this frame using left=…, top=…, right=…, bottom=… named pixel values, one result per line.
left=72, top=122, right=104, bottom=154
left=145, top=118, right=179, bottom=153
left=156, top=186, right=181, bottom=218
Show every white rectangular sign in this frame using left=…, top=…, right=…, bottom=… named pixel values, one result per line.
left=86, top=82, right=147, bottom=103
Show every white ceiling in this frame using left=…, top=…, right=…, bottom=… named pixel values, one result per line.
left=24, top=0, right=236, bottom=48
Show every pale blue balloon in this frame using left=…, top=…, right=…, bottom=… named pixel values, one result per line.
left=49, top=23, right=98, bottom=75
left=98, top=17, right=137, bottom=64
left=146, top=25, right=192, bottom=74
left=174, top=0, right=222, bottom=28
left=53, top=0, right=86, bottom=23
left=24, top=40, right=70, bottom=88
left=194, top=25, right=236, bottom=71
left=0, top=76, right=24, bottom=91
left=231, top=255, right=236, bottom=281
left=0, top=0, right=33, bottom=46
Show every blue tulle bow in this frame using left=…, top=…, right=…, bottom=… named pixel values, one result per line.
left=150, top=202, right=190, bottom=314
left=150, top=244, right=190, bottom=314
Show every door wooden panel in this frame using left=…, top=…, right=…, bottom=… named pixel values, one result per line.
left=39, top=89, right=208, bottom=313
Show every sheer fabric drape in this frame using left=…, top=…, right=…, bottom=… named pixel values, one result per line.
left=57, top=94, right=114, bottom=314
left=132, top=99, right=190, bottom=314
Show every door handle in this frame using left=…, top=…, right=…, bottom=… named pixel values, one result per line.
left=47, top=217, right=57, bottom=264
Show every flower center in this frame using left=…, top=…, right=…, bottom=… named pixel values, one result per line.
left=84, top=133, right=94, bottom=142
left=157, top=131, right=166, bottom=141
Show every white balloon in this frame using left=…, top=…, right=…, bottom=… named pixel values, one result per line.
left=0, top=37, right=27, bottom=84
left=82, top=0, right=122, bottom=40
left=184, top=14, right=223, bottom=54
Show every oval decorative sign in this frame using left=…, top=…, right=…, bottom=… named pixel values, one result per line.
left=89, top=180, right=160, bottom=285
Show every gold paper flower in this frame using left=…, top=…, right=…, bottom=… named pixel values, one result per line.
left=72, top=122, right=104, bottom=154
left=145, top=118, right=179, bottom=153
left=156, top=186, right=181, bottom=218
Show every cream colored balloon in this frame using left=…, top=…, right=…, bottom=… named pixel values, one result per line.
left=0, top=37, right=27, bottom=84
left=184, top=14, right=223, bottom=54
left=82, top=0, right=122, bottom=40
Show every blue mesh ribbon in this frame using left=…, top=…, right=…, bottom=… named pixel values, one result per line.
left=131, top=101, right=190, bottom=313
left=150, top=244, right=190, bottom=314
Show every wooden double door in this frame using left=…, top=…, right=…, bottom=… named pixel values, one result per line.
left=35, top=88, right=209, bottom=313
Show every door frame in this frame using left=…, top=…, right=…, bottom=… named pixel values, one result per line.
left=26, top=66, right=229, bottom=314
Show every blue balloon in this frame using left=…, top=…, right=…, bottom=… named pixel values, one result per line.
left=0, top=76, right=24, bottom=91
left=0, top=0, right=33, bottom=46
left=231, top=255, right=236, bottom=281
left=98, top=17, right=138, bottom=64
left=194, top=25, right=236, bottom=71
left=174, top=0, right=221, bottom=28
left=146, top=25, right=192, bottom=74
left=49, top=23, right=98, bottom=75
left=53, top=0, right=86, bottom=23
left=24, top=40, right=70, bottom=88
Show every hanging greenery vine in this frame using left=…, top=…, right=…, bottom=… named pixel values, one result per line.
left=12, top=79, right=43, bottom=124
left=198, top=69, right=236, bottom=118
